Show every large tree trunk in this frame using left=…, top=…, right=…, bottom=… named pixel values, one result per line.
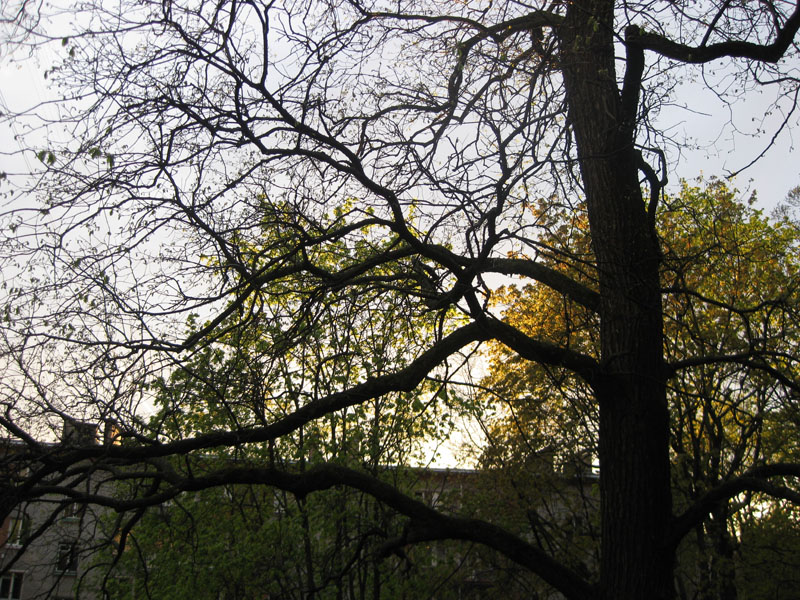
left=558, top=1, right=674, bottom=598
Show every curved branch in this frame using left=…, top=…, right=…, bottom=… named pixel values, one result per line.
left=629, top=4, right=800, bottom=64
left=12, top=322, right=490, bottom=468
left=668, top=353, right=800, bottom=395
left=364, top=9, right=563, bottom=42
left=669, top=463, right=800, bottom=549
left=479, top=257, right=600, bottom=313
left=662, top=284, right=798, bottom=316
left=477, top=317, right=601, bottom=385
left=638, top=151, right=666, bottom=227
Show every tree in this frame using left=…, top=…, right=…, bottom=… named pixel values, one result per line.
left=86, top=308, right=478, bottom=600
left=662, top=182, right=800, bottom=600
left=736, top=502, right=800, bottom=600
left=2, top=1, right=800, bottom=599
left=476, top=180, right=800, bottom=598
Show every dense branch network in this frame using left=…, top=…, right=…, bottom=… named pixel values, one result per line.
left=1, top=0, right=800, bottom=598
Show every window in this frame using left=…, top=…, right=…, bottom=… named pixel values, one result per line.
left=414, top=489, right=441, bottom=508
left=4, top=514, right=30, bottom=547
left=0, top=572, right=23, bottom=600
left=57, top=543, right=79, bottom=574
left=62, top=503, right=84, bottom=521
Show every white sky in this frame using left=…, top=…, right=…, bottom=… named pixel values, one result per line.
left=3, top=51, right=797, bottom=212
left=659, top=79, right=799, bottom=210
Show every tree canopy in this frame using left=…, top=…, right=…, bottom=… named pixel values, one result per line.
left=477, top=179, right=800, bottom=598
left=2, top=1, right=800, bottom=599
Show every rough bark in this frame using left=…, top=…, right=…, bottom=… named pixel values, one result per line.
left=559, top=1, right=673, bottom=597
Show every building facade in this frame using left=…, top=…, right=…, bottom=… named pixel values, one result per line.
left=2, top=424, right=598, bottom=600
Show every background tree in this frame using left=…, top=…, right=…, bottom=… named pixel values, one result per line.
left=735, top=502, right=800, bottom=600
left=2, top=1, right=800, bottom=599
left=86, top=301, right=480, bottom=600
left=663, top=182, right=800, bottom=600
left=476, top=180, right=800, bottom=599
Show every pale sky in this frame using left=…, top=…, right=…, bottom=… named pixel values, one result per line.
left=658, top=75, right=799, bottom=211
left=3, top=50, right=797, bottom=215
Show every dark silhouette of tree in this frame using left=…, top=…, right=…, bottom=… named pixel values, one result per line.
left=476, top=180, right=800, bottom=599
left=2, top=1, right=800, bottom=599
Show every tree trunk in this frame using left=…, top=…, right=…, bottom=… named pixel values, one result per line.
left=708, top=505, right=739, bottom=600
left=558, top=1, right=674, bottom=598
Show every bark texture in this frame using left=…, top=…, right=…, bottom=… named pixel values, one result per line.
left=559, top=1, right=673, bottom=597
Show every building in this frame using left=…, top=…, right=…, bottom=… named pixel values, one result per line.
left=2, top=424, right=598, bottom=600
left=1, top=421, right=120, bottom=600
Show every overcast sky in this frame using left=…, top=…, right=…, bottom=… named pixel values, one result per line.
left=2, top=27, right=799, bottom=214
left=656, top=72, right=799, bottom=211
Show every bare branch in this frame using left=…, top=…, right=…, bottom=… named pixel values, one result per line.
left=670, top=463, right=800, bottom=549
